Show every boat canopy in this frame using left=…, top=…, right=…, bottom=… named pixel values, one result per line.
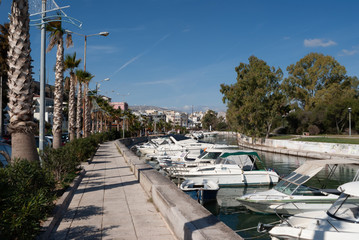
left=337, top=181, right=359, bottom=197
left=283, top=159, right=359, bottom=186
left=216, top=151, right=264, bottom=170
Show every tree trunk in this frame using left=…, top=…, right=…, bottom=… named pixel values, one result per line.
left=12, top=133, right=38, bottom=162
left=84, top=83, right=90, bottom=137
left=76, top=82, right=82, bottom=138
left=69, top=71, right=76, bottom=141
left=7, top=0, right=38, bottom=161
left=52, top=37, right=64, bottom=149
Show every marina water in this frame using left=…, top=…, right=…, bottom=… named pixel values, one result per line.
left=202, top=133, right=359, bottom=239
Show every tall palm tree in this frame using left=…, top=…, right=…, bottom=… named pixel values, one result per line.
left=46, top=18, right=73, bottom=149
left=75, top=70, right=93, bottom=137
left=7, top=0, right=38, bottom=161
left=82, top=72, right=94, bottom=137
left=64, top=52, right=81, bottom=141
left=75, top=69, right=85, bottom=138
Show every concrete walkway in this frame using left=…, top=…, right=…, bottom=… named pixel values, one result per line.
left=50, top=141, right=177, bottom=240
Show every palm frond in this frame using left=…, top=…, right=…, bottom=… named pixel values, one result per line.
left=66, top=33, right=73, bottom=48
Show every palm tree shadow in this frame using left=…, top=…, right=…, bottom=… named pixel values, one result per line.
left=51, top=224, right=120, bottom=240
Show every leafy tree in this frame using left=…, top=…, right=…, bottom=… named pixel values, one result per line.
left=284, top=52, right=348, bottom=110
left=221, top=56, right=285, bottom=137
left=201, top=110, right=217, bottom=130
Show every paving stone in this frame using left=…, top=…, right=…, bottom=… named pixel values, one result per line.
left=49, top=141, right=176, bottom=240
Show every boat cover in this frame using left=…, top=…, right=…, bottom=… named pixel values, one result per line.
left=283, top=159, right=359, bottom=186
left=337, top=181, right=359, bottom=197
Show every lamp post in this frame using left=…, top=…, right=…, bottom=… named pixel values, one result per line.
left=95, top=78, right=110, bottom=94
left=348, top=107, right=352, bottom=136
left=83, top=32, right=109, bottom=71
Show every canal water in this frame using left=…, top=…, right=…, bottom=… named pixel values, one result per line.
left=201, top=133, right=359, bottom=239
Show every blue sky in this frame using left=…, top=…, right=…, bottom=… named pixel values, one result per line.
left=1, top=0, right=359, bottom=113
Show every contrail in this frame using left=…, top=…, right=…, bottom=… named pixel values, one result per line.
left=110, top=34, right=170, bottom=77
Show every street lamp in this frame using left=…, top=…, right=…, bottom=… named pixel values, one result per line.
left=348, top=107, right=352, bottom=136
left=65, top=30, right=109, bottom=71
left=95, top=78, right=110, bottom=94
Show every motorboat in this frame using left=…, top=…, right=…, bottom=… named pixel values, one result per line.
left=259, top=181, right=359, bottom=240
left=135, top=136, right=237, bottom=158
left=161, top=148, right=226, bottom=172
left=177, top=150, right=279, bottom=187
left=180, top=179, right=219, bottom=204
left=236, top=159, right=359, bottom=215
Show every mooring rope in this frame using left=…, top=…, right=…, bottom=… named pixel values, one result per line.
left=235, top=220, right=280, bottom=232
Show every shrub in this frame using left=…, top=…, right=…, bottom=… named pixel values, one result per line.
left=0, top=160, right=56, bottom=240
left=308, top=125, right=320, bottom=135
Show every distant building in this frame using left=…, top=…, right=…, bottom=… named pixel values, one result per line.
left=110, top=102, right=128, bottom=111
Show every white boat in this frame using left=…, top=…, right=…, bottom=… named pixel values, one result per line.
left=180, top=179, right=219, bottom=204
left=236, top=159, right=359, bottom=215
left=161, top=148, right=226, bottom=172
left=262, top=181, right=359, bottom=240
left=178, top=151, right=279, bottom=187
left=135, top=136, right=237, bottom=158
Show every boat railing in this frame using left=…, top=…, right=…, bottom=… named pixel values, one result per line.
left=274, top=202, right=306, bottom=226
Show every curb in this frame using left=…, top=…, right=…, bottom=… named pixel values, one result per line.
left=37, top=168, right=86, bottom=240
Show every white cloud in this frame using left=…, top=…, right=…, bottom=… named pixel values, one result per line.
left=304, top=38, right=337, bottom=47
left=339, top=49, right=358, bottom=56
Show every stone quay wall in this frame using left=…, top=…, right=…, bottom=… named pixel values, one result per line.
left=115, top=138, right=242, bottom=240
left=238, top=133, right=359, bottom=160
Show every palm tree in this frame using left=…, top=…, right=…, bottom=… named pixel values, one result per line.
left=75, top=70, right=93, bottom=137
left=46, top=18, right=73, bottom=149
left=7, top=0, right=38, bottom=161
left=75, top=69, right=85, bottom=138
left=64, top=52, right=81, bottom=141
left=82, top=72, right=94, bottom=137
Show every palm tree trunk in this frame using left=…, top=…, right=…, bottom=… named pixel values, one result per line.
left=68, top=71, right=76, bottom=141
left=84, top=83, right=89, bottom=137
left=7, top=0, right=38, bottom=161
left=52, top=37, right=64, bottom=149
left=76, top=82, right=82, bottom=138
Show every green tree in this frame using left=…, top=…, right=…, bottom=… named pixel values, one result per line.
left=201, top=110, right=218, bottom=130
left=7, top=0, right=38, bottom=161
left=284, top=52, right=348, bottom=110
left=221, top=56, right=284, bottom=138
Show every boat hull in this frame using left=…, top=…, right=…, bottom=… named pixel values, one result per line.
left=185, top=171, right=279, bottom=187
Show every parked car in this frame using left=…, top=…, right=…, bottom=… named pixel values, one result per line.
left=35, top=136, right=52, bottom=150
left=0, top=143, right=11, bottom=167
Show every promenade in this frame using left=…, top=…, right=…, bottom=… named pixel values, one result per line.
left=49, top=141, right=176, bottom=240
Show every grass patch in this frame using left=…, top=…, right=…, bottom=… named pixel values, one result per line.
left=269, top=135, right=297, bottom=140
left=294, top=137, right=359, bottom=144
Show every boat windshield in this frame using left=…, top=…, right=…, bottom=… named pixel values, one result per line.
left=327, top=193, right=359, bottom=223
left=198, top=151, right=222, bottom=160
left=274, top=173, right=319, bottom=196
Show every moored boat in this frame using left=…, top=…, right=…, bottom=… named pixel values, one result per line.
left=259, top=181, right=359, bottom=240
left=180, top=179, right=219, bottom=204
left=236, top=159, right=359, bottom=215
left=179, top=150, right=279, bottom=187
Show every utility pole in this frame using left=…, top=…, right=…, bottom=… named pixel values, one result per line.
left=39, top=0, right=46, bottom=151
